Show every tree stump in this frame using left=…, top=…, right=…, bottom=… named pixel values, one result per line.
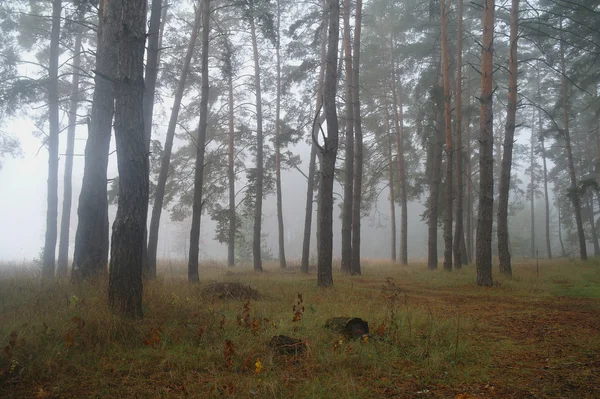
left=268, top=335, right=306, bottom=355
left=325, top=317, right=369, bottom=339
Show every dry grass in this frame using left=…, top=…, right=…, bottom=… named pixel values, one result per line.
left=0, top=258, right=599, bottom=398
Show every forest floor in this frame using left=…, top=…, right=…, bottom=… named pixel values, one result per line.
left=0, top=258, right=599, bottom=398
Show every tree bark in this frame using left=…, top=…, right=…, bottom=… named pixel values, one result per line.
left=141, top=0, right=166, bottom=279
left=383, top=94, right=396, bottom=263
left=72, top=0, right=120, bottom=281
left=148, top=2, right=201, bottom=276
left=453, top=0, right=464, bottom=269
left=108, top=0, right=148, bottom=318
left=560, top=20, right=587, bottom=261
left=57, top=11, right=83, bottom=278
left=226, top=39, right=236, bottom=267
left=350, top=0, right=363, bottom=276
left=476, top=0, right=495, bottom=286
left=187, top=0, right=210, bottom=283
left=465, top=76, right=473, bottom=263
left=317, top=0, right=340, bottom=287
left=250, top=13, right=264, bottom=273
left=587, top=198, right=599, bottom=255
left=557, top=196, right=566, bottom=257
left=428, top=100, right=443, bottom=270
left=275, top=0, right=286, bottom=269
left=42, top=0, right=62, bottom=281
left=540, top=137, right=552, bottom=258
left=390, top=39, right=407, bottom=265
left=340, top=0, right=354, bottom=274
left=530, top=114, right=535, bottom=259
left=301, top=8, right=328, bottom=274
left=497, top=0, right=518, bottom=277
left=441, top=0, right=453, bottom=272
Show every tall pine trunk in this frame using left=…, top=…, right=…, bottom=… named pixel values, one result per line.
left=250, top=14, right=265, bottom=273
left=497, top=0, right=518, bottom=277
left=141, top=0, right=166, bottom=279
left=440, top=0, right=453, bottom=272
left=383, top=94, right=396, bottom=262
left=317, top=0, right=340, bottom=287
left=148, top=3, right=202, bottom=276
left=587, top=198, right=599, bottom=255
left=465, top=76, right=473, bottom=263
left=72, top=0, right=120, bottom=281
left=540, top=137, right=552, bottom=258
left=108, top=0, right=148, bottom=318
left=301, top=9, right=328, bottom=274
left=476, top=0, right=495, bottom=286
left=226, top=39, right=236, bottom=267
left=530, top=115, right=535, bottom=258
left=275, top=0, right=286, bottom=269
left=187, top=0, right=211, bottom=283
left=57, top=12, right=83, bottom=278
left=560, top=21, right=587, bottom=261
left=42, top=0, right=62, bottom=281
left=453, top=0, right=464, bottom=269
left=391, top=40, right=407, bottom=265
left=350, top=0, right=363, bottom=276
left=340, top=0, right=354, bottom=274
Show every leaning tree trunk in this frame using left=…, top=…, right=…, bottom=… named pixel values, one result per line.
left=108, top=0, right=148, bottom=318
left=72, top=0, right=120, bottom=281
left=141, top=0, right=165, bottom=279
left=57, top=13, right=83, bottom=278
left=42, top=0, right=62, bottom=281
left=350, top=0, right=363, bottom=276
left=301, top=10, right=328, bottom=274
left=250, top=15, right=264, bottom=273
left=441, top=0, right=453, bottom=272
left=453, top=0, right=464, bottom=269
left=560, top=22, right=587, bottom=261
left=497, top=0, right=518, bottom=277
left=391, top=49, right=408, bottom=265
left=317, top=0, right=340, bottom=288
left=476, top=0, right=495, bottom=286
left=226, top=40, right=236, bottom=267
left=340, top=0, right=354, bottom=274
left=187, top=0, right=211, bottom=283
left=383, top=94, right=397, bottom=263
left=148, top=3, right=201, bottom=277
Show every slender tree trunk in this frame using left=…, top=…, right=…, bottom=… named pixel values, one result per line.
left=108, top=0, right=148, bottom=318
left=301, top=10, right=328, bottom=274
left=441, top=0, right=453, bottom=272
left=72, top=0, right=120, bottom=281
left=57, top=13, right=83, bottom=278
left=530, top=115, right=535, bottom=259
left=141, top=0, right=166, bottom=279
left=466, top=77, right=473, bottom=263
left=350, top=0, right=363, bottom=276
left=383, top=94, right=396, bottom=263
left=187, top=0, right=210, bottom=283
left=226, top=42, right=236, bottom=267
left=428, top=99, right=443, bottom=270
left=249, top=15, right=265, bottom=273
left=497, top=0, right=518, bottom=277
left=453, top=0, right=464, bottom=269
left=540, top=137, right=552, bottom=258
left=557, top=199, right=566, bottom=257
left=588, top=197, right=600, bottom=255
left=390, top=40, right=408, bottom=265
left=340, top=0, right=354, bottom=274
left=476, top=0, right=495, bottom=286
left=317, top=0, right=340, bottom=287
left=560, top=23, right=587, bottom=261
left=148, top=3, right=201, bottom=276
left=42, top=0, right=62, bottom=281
left=274, top=0, right=286, bottom=269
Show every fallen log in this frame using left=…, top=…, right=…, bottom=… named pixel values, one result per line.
left=268, top=335, right=307, bottom=355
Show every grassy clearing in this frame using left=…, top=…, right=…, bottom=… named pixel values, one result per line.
left=1, top=259, right=599, bottom=398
